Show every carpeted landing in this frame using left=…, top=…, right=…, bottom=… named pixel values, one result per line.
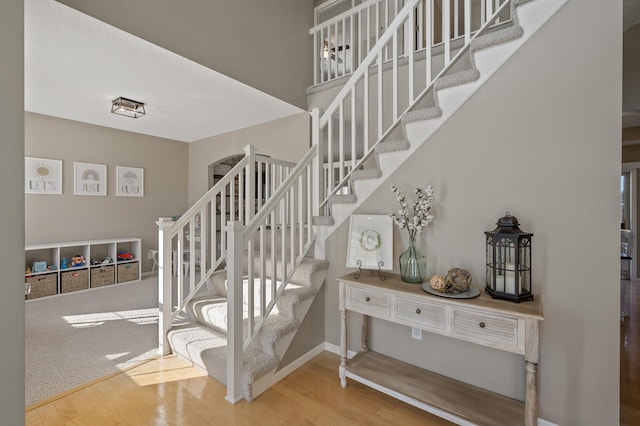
left=25, top=276, right=159, bottom=406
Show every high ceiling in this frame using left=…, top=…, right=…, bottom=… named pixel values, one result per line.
left=25, top=0, right=303, bottom=143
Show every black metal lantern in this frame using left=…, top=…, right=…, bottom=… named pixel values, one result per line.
left=485, top=212, right=533, bottom=303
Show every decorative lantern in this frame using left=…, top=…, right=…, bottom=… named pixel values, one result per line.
left=485, top=212, right=533, bottom=303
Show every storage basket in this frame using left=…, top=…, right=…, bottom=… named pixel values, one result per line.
left=61, top=269, right=89, bottom=293
left=90, top=265, right=115, bottom=288
left=26, top=273, right=57, bottom=299
left=117, top=262, right=139, bottom=283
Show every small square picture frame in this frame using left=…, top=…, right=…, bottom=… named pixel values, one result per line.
left=116, top=166, right=144, bottom=197
left=346, top=215, right=393, bottom=271
left=74, top=162, right=107, bottom=196
left=25, top=157, right=63, bottom=195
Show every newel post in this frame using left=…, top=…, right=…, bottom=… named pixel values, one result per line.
left=310, top=107, right=327, bottom=260
left=157, top=217, right=174, bottom=356
left=225, top=220, right=244, bottom=403
left=244, top=144, right=256, bottom=225
left=310, top=107, right=322, bottom=218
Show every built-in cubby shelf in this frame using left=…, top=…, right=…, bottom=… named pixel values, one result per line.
left=25, top=238, right=141, bottom=300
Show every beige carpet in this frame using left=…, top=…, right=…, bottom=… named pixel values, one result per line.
left=25, top=276, right=158, bottom=406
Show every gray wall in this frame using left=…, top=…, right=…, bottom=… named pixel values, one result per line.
left=0, top=0, right=25, bottom=422
left=25, top=112, right=189, bottom=272
left=188, top=112, right=310, bottom=204
left=321, top=0, right=621, bottom=424
left=56, top=0, right=314, bottom=109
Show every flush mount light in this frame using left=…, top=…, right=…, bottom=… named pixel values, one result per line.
left=111, top=97, right=146, bottom=118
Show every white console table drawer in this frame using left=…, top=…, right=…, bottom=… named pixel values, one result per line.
left=346, top=285, right=390, bottom=318
left=452, top=307, right=519, bottom=350
left=395, top=296, right=446, bottom=331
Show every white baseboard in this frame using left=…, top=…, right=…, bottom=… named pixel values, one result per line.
left=537, top=419, right=558, bottom=426
left=271, top=342, right=326, bottom=383
left=323, top=341, right=357, bottom=359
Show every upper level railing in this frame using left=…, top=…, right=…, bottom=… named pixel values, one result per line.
left=312, top=0, right=511, bottom=215
left=310, top=0, right=510, bottom=86
left=157, top=145, right=295, bottom=356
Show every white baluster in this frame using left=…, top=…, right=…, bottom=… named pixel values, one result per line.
left=464, top=0, right=470, bottom=44
left=408, top=8, right=415, bottom=103
left=443, top=0, right=451, bottom=65
left=339, top=102, right=345, bottom=186
left=225, top=221, right=244, bottom=404
left=377, top=53, right=383, bottom=138
left=244, top=145, right=255, bottom=224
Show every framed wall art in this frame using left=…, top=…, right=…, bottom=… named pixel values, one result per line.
left=74, top=162, right=107, bottom=196
left=25, top=157, right=63, bottom=195
left=346, top=214, right=393, bottom=271
left=116, top=166, right=144, bottom=197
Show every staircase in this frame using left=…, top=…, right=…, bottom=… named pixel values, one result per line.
left=157, top=0, right=567, bottom=405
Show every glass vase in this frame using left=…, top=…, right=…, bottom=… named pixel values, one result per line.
left=399, top=240, right=426, bottom=283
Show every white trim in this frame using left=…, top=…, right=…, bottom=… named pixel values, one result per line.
left=537, top=419, right=559, bottom=426
left=622, top=162, right=639, bottom=281
left=324, top=341, right=358, bottom=359
left=314, top=0, right=356, bottom=25
left=271, top=343, right=326, bottom=383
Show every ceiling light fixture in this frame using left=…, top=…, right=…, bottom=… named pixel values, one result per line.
left=111, top=97, right=146, bottom=118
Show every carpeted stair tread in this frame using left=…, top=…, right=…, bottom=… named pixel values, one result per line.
left=470, top=24, right=524, bottom=53
left=249, top=314, right=300, bottom=355
left=167, top=321, right=229, bottom=385
left=434, top=69, right=480, bottom=91
left=209, top=256, right=327, bottom=300
left=375, top=139, right=411, bottom=153
left=276, top=285, right=318, bottom=319
left=401, top=107, right=443, bottom=125
left=328, top=193, right=357, bottom=204
left=188, top=294, right=228, bottom=334
left=312, top=215, right=335, bottom=226
left=243, top=256, right=329, bottom=288
left=350, top=168, right=382, bottom=181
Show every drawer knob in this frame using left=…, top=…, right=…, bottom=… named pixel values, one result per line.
left=479, top=322, right=486, bottom=328
left=415, top=308, right=421, bottom=314
left=365, top=297, right=370, bottom=302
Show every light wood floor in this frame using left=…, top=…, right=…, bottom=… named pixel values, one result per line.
left=621, top=280, right=640, bottom=425
left=25, top=351, right=453, bottom=425
left=25, top=285, right=640, bottom=426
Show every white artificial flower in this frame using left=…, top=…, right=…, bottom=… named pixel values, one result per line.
left=389, top=185, right=435, bottom=241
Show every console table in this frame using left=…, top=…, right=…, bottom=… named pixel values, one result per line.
left=337, top=272, right=543, bottom=426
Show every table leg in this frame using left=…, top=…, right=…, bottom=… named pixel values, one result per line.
left=340, top=308, right=348, bottom=388
left=524, top=319, right=540, bottom=426
left=361, top=314, right=369, bottom=352
left=525, top=361, right=538, bottom=426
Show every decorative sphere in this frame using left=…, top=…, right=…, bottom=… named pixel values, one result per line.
left=429, top=274, right=446, bottom=291
left=446, top=268, right=472, bottom=293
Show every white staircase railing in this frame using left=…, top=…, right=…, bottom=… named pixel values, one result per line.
left=313, top=0, right=511, bottom=216
left=225, top=144, right=318, bottom=402
left=157, top=145, right=295, bottom=355
left=310, top=0, right=510, bottom=86
left=310, top=0, right=404, bottom=85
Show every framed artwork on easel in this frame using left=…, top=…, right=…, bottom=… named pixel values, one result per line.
left=346, top=215, right=393, bottom=273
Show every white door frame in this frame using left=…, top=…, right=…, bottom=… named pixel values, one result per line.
left=622, top=161, right=639, bottom=281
